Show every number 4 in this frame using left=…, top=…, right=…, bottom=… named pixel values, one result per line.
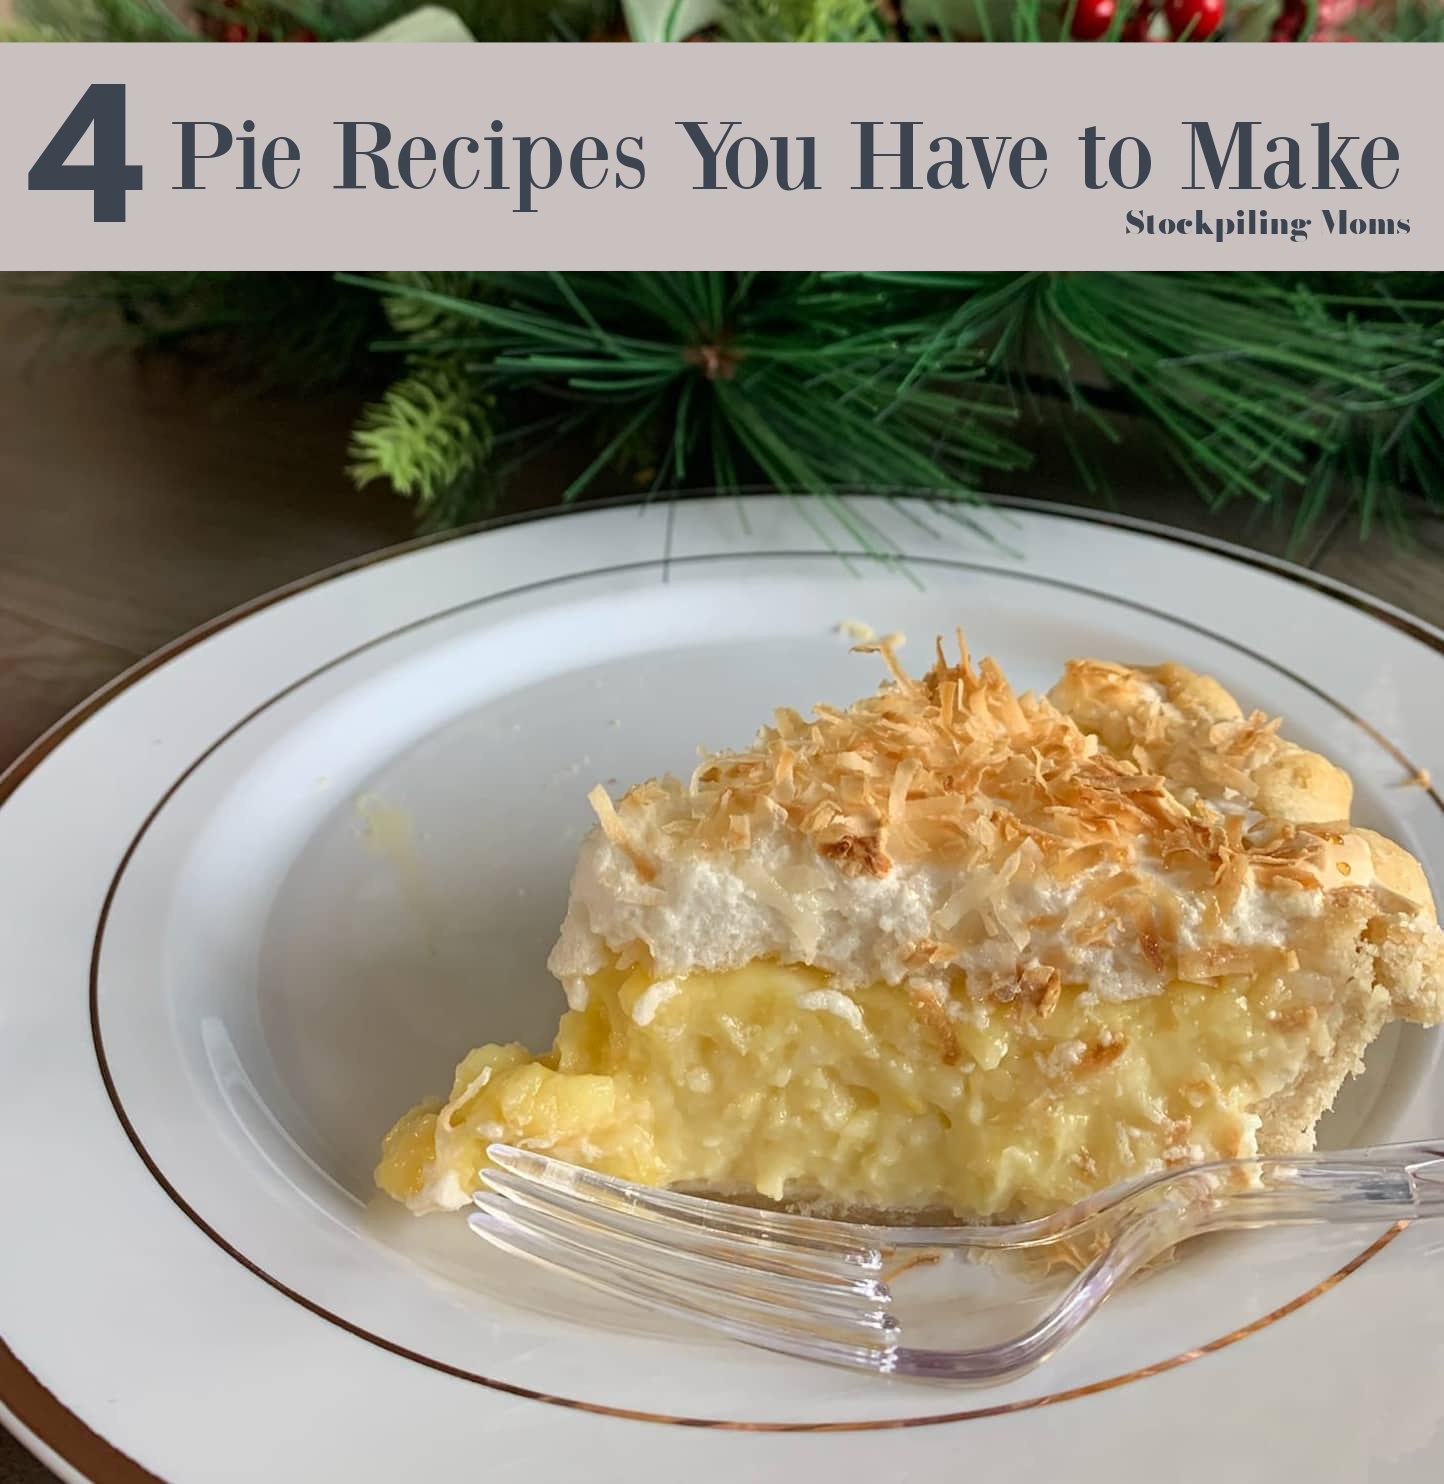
left=29, top=83, right=143, bottom=223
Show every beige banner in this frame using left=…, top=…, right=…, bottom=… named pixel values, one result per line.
left=0, top=42, right=1438, bottom=268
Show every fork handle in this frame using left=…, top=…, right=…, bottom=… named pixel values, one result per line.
left=888, top=1158, right=1443, bottom=1383
left=1191, top=1151, right=1444, bottom=1233
left=893, top=1194, right=1199, bottom=1381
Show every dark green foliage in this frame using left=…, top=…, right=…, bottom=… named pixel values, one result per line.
left=932, top=272, right=1444, bottom=543
left=337, top=271, right=1030, bottom=546
left=334, top=271, right=1444, bottom=548
left=716, top=0, right=891, bottom=42
left=26, top=270, right=1444, bottom=551
left=5, top=0, right=196, bottom=40
left=1352, top=0, right=1444, bottom=40
left=20, top=271, right=384, bottom=392
left=7, top=0, right=1440, bottom=42
left=291, top=0, right=618, bottom=40
left=7, top=0, right=618, bottom=40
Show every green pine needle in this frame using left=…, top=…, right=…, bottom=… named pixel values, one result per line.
left=374, top=271, right=493, bottom=340
left=7, top=0, right=196, bottom=39
left=331, top=269, right=1444, bottom=547
left=10, top=0, right=1443, bottom=42
left=336, top=270, right=1029, bottom=552
left=717, top=0, right=889, bottom=42
left=916, top=270, right=1444, bottom=543
left=8, top=0, right=618, bottom=42
left=1349, top=0, right=1444, bottom=41
left=349, top=359, right=494, bottom=515
left=28, top=269, right=1444, bottom=551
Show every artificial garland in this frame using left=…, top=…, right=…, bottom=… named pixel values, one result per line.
left=39, top=271, right=1443, bottom=551
left=6, top=0, right=1443, bottom=42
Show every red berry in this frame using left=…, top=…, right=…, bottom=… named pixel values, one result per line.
left=1070, top=0, right=1117, bottom=38
left=284, top=27, right=318, bottom=41
left=1165, top=0, right=1225, bottom=38
left=221, top=22, right=248, bottom=41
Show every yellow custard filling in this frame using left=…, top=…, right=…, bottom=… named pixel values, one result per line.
left=376, top=960, right=1323, bottom=1220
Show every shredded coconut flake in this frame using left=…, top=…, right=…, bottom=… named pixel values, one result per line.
left=798, top=989, right=866, bottom=1032
left=549, top=634, right=1400, bottom=1008
left=630, top=979, right=682, bottom=1026
left=835, top=619, right=876, bottom=642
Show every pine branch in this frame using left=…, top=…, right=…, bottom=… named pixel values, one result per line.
left=15, top=270, right=384, bottom=392
left=9, top=0, right=1442, bottom=41
left=929, top=271, right=1444, bottom=541
left=11, top=0, right=196, bottom=39
left=374, top=271, right=493, bottom=339
left=716, top=0, right=890, bottom=42
left=349, top=358, right=495, bottom=518
left=8, top=0, right=620, bottom=41
left=1349, top=0, right=1444, bottom=40
left=337, top=270, right=1030, bottom=549
left=29, top=269, right=1444, bottom=550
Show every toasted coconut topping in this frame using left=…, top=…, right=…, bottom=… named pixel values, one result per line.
left=624, top=638, right=1364, bottom=909
left=558, top=635, right=1429, bottom=1001
left=587, top=784, right=656, bottom=883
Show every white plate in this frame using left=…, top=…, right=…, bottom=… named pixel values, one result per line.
left=2, top=494, right=1442, bottom=1484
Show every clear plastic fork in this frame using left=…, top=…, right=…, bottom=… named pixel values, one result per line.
left=467, top=1139, right=1444, bottom=1382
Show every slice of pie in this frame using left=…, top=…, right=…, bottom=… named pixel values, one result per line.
left=376, top=635, right=1444, bottom=1221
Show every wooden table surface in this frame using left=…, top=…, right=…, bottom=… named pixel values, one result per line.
left=1, top=295, right=1441, bottom=1484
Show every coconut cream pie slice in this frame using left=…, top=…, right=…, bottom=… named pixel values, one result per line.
left=377, top=636, right=1444, bottom=1220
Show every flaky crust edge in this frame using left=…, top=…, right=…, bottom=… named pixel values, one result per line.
left=1050, top=658, right=1444, bottom=1153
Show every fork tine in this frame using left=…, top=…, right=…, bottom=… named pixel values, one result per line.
left=468, top=1192, right=1187, bottom=1383
left=469, top=1200, right=900, bottom=1370
left=473, top=1142, right=1444, bottom=1382
left=487, top=1142, right=1103, bottom=1253
left=486, top=1144, right=891, bottom=1261
left=471, top=1205, right=902, bottom=1365
left=480, top=1167, right=889, bottom=1295
left=472, top=1191, right=892, bottom=1326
